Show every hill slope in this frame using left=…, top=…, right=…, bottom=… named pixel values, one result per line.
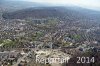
left=2, top=7, right=100, bottom=23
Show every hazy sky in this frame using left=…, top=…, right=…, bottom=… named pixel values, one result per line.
left=6, top=0, right=100, bottom=10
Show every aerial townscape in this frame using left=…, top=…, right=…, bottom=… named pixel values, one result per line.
left=0, top=0, right=100, bottom=66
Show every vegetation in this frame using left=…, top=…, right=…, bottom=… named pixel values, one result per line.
left=0, top=39, right=15, bottom=46
left=46, top=18, right=58, bottom=26
left=32, top=31, right=44, bottom=41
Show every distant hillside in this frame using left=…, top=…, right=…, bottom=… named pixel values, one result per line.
left=2, top=7, right=87, bottom=19
left=1, top=0, right=100, bottom=23
left=2, top=6, right=100, bottom=22
left=0, top=0, right=46, bottom=12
